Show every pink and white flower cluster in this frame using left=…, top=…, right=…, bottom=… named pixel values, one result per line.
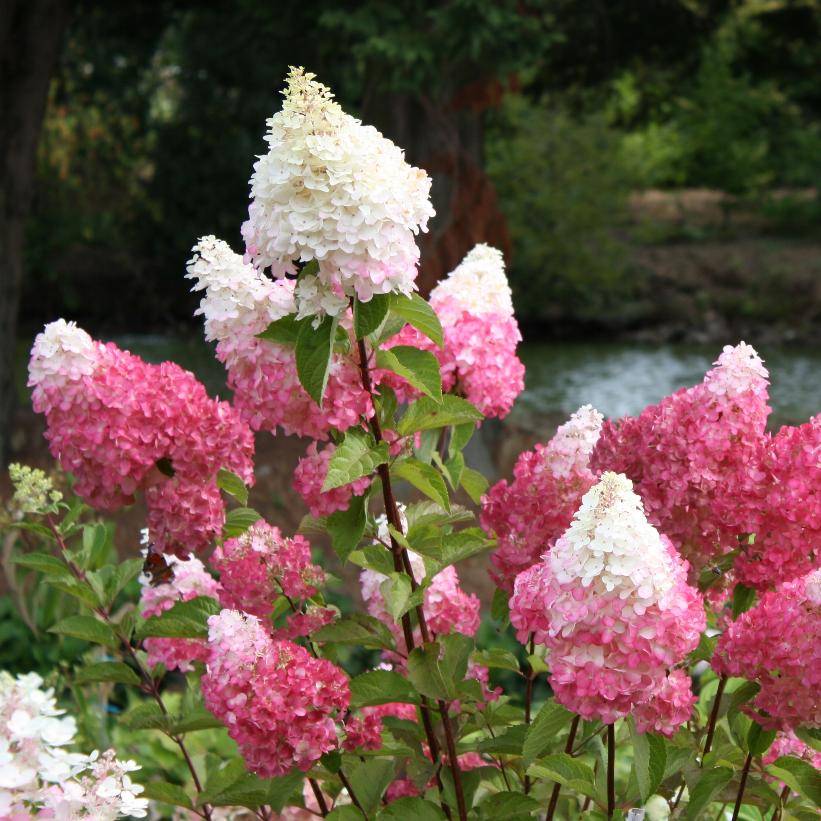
left=202, top=610, right=349, bottom=777
left=510, top=472, right=705, bottom=725
left=482, top=404, right=603, bottom=590
left=293, top=442, right=372, bottom=517
left=241, top=67, right=434, bottom=317
left=714, top=568, right=820, bottom=730
left=28, top=319, right=254, bottom=555
left=0, top=672, right=147, bottom=819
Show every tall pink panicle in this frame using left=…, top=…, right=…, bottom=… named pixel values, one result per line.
left=292, top=441, right=372, bottom=517
left=482, top=405, right=603, bottom=590
left=632, top=669, right=697, bottom=737
left=139, top=550, right=221, bottom=673
left=28, top=319, right=254, bottom=555
left=186, top=236, right=372, bottom=440
left=714, top=569, right=821, bottom=729
left=591, top=342, right=770, bottom=585
left=510, top=472, right=705, bottom=724
left=202, top=610, right=349, bottom=777
left=211, top=519, right=324, bottom=619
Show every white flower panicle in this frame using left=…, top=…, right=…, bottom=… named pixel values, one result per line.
left=186, top=235, right=296, bottom=341
left=542, top=405, right=604, bottom=478
left=28, top=319, right=98, bottom=388
left=429, top=243, right=514, bottom=317
left=8, top=463, right=63, bottom=516
left=241, top=67, right=434, bottom=316
left=704, top=341, right=769, bottom=398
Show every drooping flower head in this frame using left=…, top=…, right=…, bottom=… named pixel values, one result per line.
left=510, top=472, right=705, bottom=724
left=202, top=610, right=350, bottom=777
left=186, top=236, right=372, bottom=439
left=482, top=405, right=603, bottom=590
left=714, top=568, right=821, bottom=729
left=241, top=67, right=434, bottom=317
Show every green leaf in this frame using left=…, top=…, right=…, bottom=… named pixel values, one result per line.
left=449, top=422, right=475, bottom=456
left=438, top=528, right=493, bottom=567
left=407, top=641, right=456, bottom=701
left=725, top=680, right=761, bottom=718
left=199, top=759, right=248, bottom=805
left=377, top=797, right=446, bottom=820
left=170, top=707, right=225, bottom=734
left=747, top=720, right=776, bottom=756
left=140, top=781, right=193, bottom=809
left=527, top=753, right=597, bottom=795
left=296, top=313, right=338, bottom=405
left=123, top=702, right=170, bottom=732
left=138, top=595, right=220, bottom=640
left=266, top=771, right=306, bottom=813
left=222, top=507, right=261, bottom=538
left=48, top=615, right=118, bottom=648
left=327, top=808, right=366, bottom=821
left=522, top=702, right=574, bottom=766
left=767, top=756, right=821, bottom=806
left=348, top=758, right=395, bottom=816
left=327, top=495, right=367, bottom=560
left=794, top=727, right=821, bottom=753
left=323, top=429, right=389, bottom=491
left=628, top=718, right=667, bottom=801
left=256, top=314, right=305, bottom=345
left=350, top=670, right=419, bottom=708
left=314, top=614, right=396, bottom=651
left=380, top=572, right=414, bottom=622
left=45, top=576, right=101, bottom=608
left=391, top=458, right=450, bottom=510
left=460, top=467, right=488, bottom=504
left=354, top=293, right=391, bottom=339
left=470, top=648, right=521, bottom=673
left=686, top=767, right=734, bottom=820
left=375, top=346, right=442, bottom=401
left=13, top=552, right=71, bottom=577
left=390, top=293, right=444, bottom=348
left=442, top=452, right=464, bottom=488
left=101, top=559, right=143, bottom=606
left=440, top=632, right=473, bottom=685
left=217, top=468, right=249, bottom=506
left=348, top=545, right=396, bottom=577
left=478, top=723, right=528, bottom=755
left=476, top=791, right=540, bottom=819
left=491, top=587, right=510, bottom=625
left=75, top=661, right=141, bottom=687
left=689, top=633, right=717, bottom=664
left=732, top=583, right=757, bottom=620
left=397, top=395, right=483, bottom=436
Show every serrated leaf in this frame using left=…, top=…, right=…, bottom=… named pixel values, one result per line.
left=377, top=796, right=446, bottom=820
left=354, top=293, right=391, bottom=339
left=391, top=458, right=450, bottom=510
left=440, top=632, right=473, bottom=684
left=390, top=293, right=443, bottom=348
left=767, top=756, right=821, bottom=806
left=314, top=614, right=396, bottom=651
left=686, top=767, right=734, bottom=820
left=217, top=469, right=249, bottom=505
left=222, top=506, right=261, bottom=538
left=350, top=670, right=419, bottom=708
left=732, top=583, right=756, bottom=620
left=199, top=759, right=248, bottom=805
left=443, top=452, right=464, bottom=488
left=397, top=395, right=483, bottom=436
left=45, top=576, right=101, bottom=608
left=471, top=648, right=521, bottom=673
left=170, top=706, right=224, bottom=734
left=449, top=422, right=475, bottom=456
left=266, top=771, right=306, bottom=813
left=527, top=753, right=596, bottom=791
left=460, top=466, right=488, bottom=504
left=725, top=680, right=761, bottom=717
left=75, top=661, right=141, bottom=687
left=13, top=552, right=70, bottom=577
left=747, top=720, right=776, bottom=756
left=407, top=641, right=456, bottom=701
left=491, top=587, right=510, bottom=625
left=349, top=758, right=395, bottom=816
left=323, top=429, right=389, bottom=491
left=376, top=346, right=442, bottom=401
left=48, top=615, right=118, bottom=648
left=140, top=781, right=193, bottom=809
left=439, top=528, right=493, bottom=566
left=478, top=723, right=528, bottom=755
left=629, top=717, right=667, bottom=801
left=296, top=313, right=337, bottom=405
left=380, top=573, right=414, bottom=622
left=327, top=807, right=366, bottom=821
left=523, top=702, right=574, bottom=766
left=327, top=495, right=367, bottom=560
left=138, top=595, right=220, bottom=640
left=477, top=791, right=540, bottom=819
left=123, top=701, right=170, bottom=731
left=256, top=314, right=305, bottom=345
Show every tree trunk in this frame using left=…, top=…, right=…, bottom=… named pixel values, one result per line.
left=0, top=0, right=70, bottom=466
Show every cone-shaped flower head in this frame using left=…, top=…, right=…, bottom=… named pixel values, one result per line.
left=510, top=472, right=705, bottom=724
left=241, top=67, right=434, bottom=317
left=483, top=405, right=603, bottom=590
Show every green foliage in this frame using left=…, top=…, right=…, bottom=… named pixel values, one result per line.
left=323, top=429, right=390, bottom=492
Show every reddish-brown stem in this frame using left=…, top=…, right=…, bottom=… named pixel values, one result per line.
left=337, top=768, right=366, bottom=818
left=545, top=715, right=581, bottom=821
left=772, top=785, right=790, bottom=821
left=702, top=674, right=728, bottom=763
left=731, top=752, right=753, bottom=821
left=607, top=724, right=616, bottom=820
left=439, top=700, right=469, bottom=821
left=309, top=778, right=329, bottom=817
left=524, top=634, right=535, bottom=794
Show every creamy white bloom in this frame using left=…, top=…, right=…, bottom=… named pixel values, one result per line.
left=28, top=319, right=98, bottom=388
left=704, top=341, right=768, bottom=398
left=241, top=67, right=434, bottom=316
left=429, top=243, right=514, bottom=317
left=542, top=405, right=604, bottom=479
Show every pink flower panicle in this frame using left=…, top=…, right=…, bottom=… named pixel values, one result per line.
left=714, top=569, right=821, bottom=730
left=139, top=552, right=221, bottom=673
left=202, top=610, right=350, bottom=777
left=762, top=730, right=821, bottom=770
left=28, top=320, right=254, bottom=555
left=212, top=520, right=324, bottom=619
left=510, top=472, right=705, bottom=724
left=482, top=405, right=603, bottom=590
left=632, top=669, right=696, bottom=737
left=293, top=441, right=372, bottom=517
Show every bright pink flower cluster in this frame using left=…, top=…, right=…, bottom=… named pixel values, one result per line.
left=510, top=473, right=705, bottom=724
left=139, top=553, right=221, bottom=673
left=632, top=669, right=696, bottom=737
left=482, top=405, right=603, bottom=590
left=202, top=610, right=349, bottom=777
left=28, top=321, right=254, bottom=555
left=293, top=442, right=372, bottom=517
left=211, top=520, right=324, bottom=619
left=591, top=343, right=771, bottom=585
left=762, top=730, right=821, bottom=769
left=284, top=605, right=337, bottom=639
left=713, top=569, right=821, bottom=729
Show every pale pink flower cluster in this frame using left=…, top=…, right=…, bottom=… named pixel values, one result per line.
left=762, top=730, right=821, bottom=769
left=139, top=552, right=220, bottom=673
left=482, top=405, right=603, bottom=590
left=211, top=520, right=324, bottom=619
left=187, top=236, right=372, bottom=439
left=0, top=672, right=147, bottom=819
left=241, top=67, right=434, bottom=317
left=510, top=473, right=705, bottom=724
left=632, top=669, right=696, bottom=737
left=202, top=610, right=349, bottom=777
left=293, top=442, right=371, bottom=517
left=591, top=343, right=771, bottom=584
left=714, top=569, right=821, bottom=729
left=28, top=320, right=254, bottom=555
